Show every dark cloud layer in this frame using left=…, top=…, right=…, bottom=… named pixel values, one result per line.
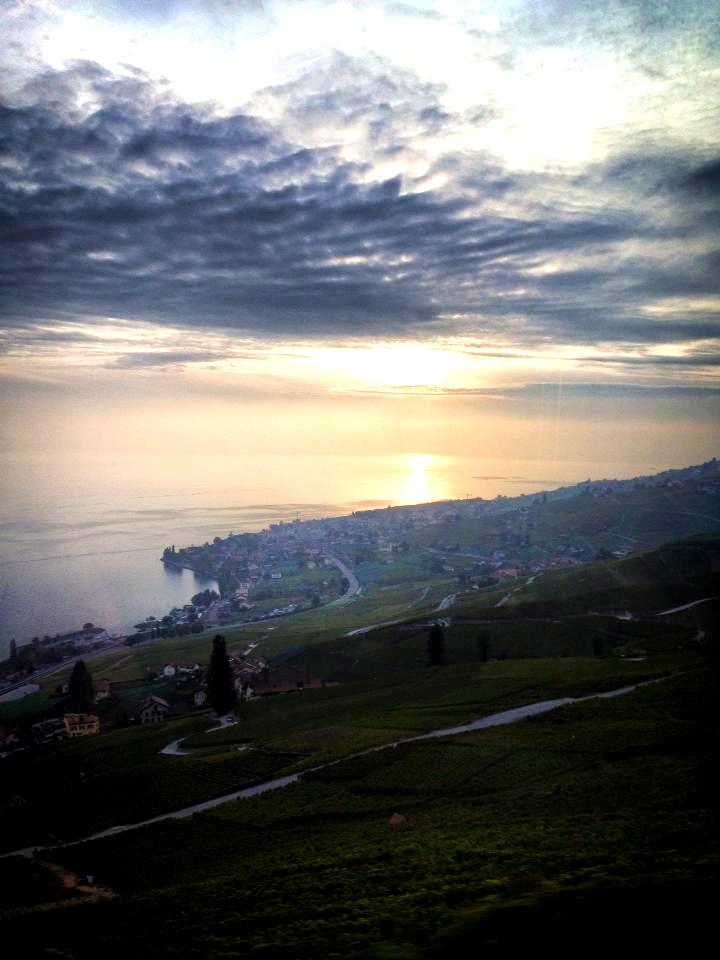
left=0, top=58, right=718, bottom=358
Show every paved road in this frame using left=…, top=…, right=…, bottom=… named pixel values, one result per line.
left=343, top=585, right=433, bottom=637
left=0, top=640, right=130, bottom=697
left=435, top=593, right=456, bottom=611
left=656, top=596, right=717, bottom=616
left=160, top=715, right=243, bottom=757
left=3, top=675, right=669, bottom=860
left=495, top=574, right=537, bottom=609
left=326, top=556, right=361, bottom=606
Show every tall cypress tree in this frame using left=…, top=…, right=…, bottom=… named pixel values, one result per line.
left=68, top=659, right=95, bottom=711
left=206, top=634, right=237, bottom=716
left=427, top=622, right=446, bottom=666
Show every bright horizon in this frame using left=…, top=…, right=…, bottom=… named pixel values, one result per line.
left=1, top=1, right=718, bottom=485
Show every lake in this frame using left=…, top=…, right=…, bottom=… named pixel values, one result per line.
left=0, top=450, right=672, bottom=654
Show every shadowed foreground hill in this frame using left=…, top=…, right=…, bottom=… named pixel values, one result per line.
left=1, top=660, right=718, bottom=959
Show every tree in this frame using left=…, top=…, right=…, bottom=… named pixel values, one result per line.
left=8, top=638, right=18, bottom=665
left=68, top=659, right=94, bottom=711
left=476, top=631, right=490, bottom=662
left=427, top=622, right=446, bottom=666
left=206, top=634, right=236, bottom=716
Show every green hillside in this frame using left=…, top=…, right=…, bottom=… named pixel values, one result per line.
left=1, top=529, right=717, bottom=957
left=452, top=534, right=720, bottom=619
left=1, top=660, right=717, bottom=958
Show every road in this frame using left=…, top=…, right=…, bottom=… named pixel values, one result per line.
left=4, top=674, right=669, bottom=860
left=656, top=596, right=717, bottom=616
left=325, top=555, right=361, bottom=606
left=159, top=714, right=240, bottom=757
left=495, top=574, right=537, bottom=608
left=343, top=585, right=434, bottom=637
left=435, top=593, right=456, bottom=611
left=0, top=639, right=130, bottom=697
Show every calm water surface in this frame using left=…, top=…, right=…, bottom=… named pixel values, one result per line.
left=0, top=451, right=671, bottom=652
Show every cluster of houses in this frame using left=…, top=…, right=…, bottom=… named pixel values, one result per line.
left=24, top=693, right=176, bottom=746
left=0, top=652, right=330, bottom=758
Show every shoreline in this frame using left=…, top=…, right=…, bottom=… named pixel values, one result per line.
left=160, top=557, right=199, bottom=573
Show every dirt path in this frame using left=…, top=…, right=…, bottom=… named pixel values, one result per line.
left=3, top=862, right=115, bottom=916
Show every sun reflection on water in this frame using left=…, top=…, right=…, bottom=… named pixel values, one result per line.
left=399, top=454, right=433, bottom=504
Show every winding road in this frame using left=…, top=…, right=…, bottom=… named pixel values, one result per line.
left=656, top=596, right=717, bottom=616
left=4, top=674, right=667, bottom=860
left=326, top=556, right=361, bottom=606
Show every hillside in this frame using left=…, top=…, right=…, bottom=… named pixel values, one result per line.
left=0, top=529, right=718, bottom=957
left=1, top=659, right=717, bottom=958
left=233, top=535, right=719, bottom=683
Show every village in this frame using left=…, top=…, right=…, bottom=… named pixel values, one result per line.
left=0, top=642, right=329, bottom=758
left=4, top=459, right=719, bottom=699
left=3, top=459, right=718, bottom=756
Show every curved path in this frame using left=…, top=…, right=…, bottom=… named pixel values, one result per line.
left=326, top=556, right=361, bottom=606
left=4, top=674, right=668, bottom=860
left=160, top=714, right=239, bottom=756
left=344, top=585, right=437, bottom=638
left=656, top=596, right=717, bottom=616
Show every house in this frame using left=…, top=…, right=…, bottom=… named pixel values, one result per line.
left=94, top=678, right=113, bottom=701
left=193, top=690, right=207, bottom=707
left=63, top=713, right=100, bottom=737
left=271, top=571, right=282, bottom=580
left=31, top=718, right=67, bottom=745
left=177, top=662, right=201, bottom=675
left=138, top=696, right=170, bottom=724
left=252, top=666, right=325, bottom=697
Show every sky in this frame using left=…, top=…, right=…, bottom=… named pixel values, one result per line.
left=0, top=0, right=718, bottom=471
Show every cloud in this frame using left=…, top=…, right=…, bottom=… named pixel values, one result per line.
left=108, top=350, right=233, bottom=369
left=0, top=52, right=717, bottom=371
left=342, top=382, right=720, bottom=400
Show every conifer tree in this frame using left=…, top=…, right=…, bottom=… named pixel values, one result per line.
left=427, top=622, right=446, bottom=666
left=68, top=659, right=95, bottom=711
left=206, top=634, right=237, bottom=716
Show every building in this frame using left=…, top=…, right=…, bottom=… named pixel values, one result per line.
left=31, top=718, right=67, bottom=745
left=252, top=666, right=325, bottom=697
left=94, top=679, right=114, bottom=701
left=63, top=713, right=100, bottom=737
left=138, top=696, right=170, bottom=724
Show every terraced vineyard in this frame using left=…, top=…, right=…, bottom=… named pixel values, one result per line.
left=2, top=661, right=717, bottom=958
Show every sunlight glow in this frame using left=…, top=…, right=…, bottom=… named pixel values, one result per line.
left=399, top=454, right=433, bottom=505
left=314, top=343, right=470, bottom=389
